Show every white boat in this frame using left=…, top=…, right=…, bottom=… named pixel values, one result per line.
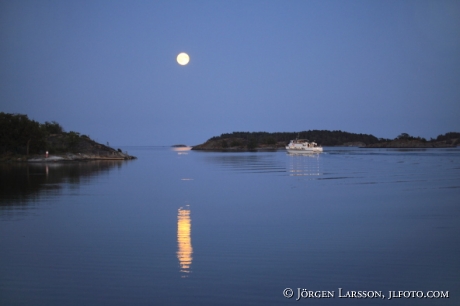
left=286, top=139, right=323, bottom=153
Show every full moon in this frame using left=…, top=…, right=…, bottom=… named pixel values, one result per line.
left=177, top=52, right=190, bottom=65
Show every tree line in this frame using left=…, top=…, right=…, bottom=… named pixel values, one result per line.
left=1, top=112, right=71, bottom=155
left=207, top=130, right=460, bottom=147
left=209, top=130, right=385, bottom=146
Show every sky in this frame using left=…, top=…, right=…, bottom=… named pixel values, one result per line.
left=1, top=0, right=459, bottom=145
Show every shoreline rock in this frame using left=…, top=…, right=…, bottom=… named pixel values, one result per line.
left=1, top=135, right=137, bottom=162
left=34, top=134, right=137, bottom=161
left=27, top=152, right=136, bottom=162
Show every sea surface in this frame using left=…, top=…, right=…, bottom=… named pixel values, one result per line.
left=1, top=147, right=459, bottom=306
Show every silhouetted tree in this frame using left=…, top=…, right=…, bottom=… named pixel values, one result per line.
left=42, top=121, right=64, bottom=134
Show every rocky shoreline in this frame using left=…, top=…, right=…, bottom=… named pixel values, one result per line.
left=2, top=134, right=136, bottom=163
left=27, top=152, right=136, bottom=162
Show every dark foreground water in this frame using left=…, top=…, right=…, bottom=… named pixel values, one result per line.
left=1, top=147, right=459, bottom=306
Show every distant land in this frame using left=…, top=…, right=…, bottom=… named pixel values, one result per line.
left=171, top=144, right=188, bottom=147
left=192, top=131, right=460, bottom=151
left=2, top=112, right=458, bottom=159
left=0, top=112, right=136, bottom=162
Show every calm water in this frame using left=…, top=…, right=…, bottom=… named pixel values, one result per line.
left=1, top=147, right=459, bottom=305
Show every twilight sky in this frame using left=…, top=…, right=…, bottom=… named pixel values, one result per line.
left=1, top=0, right=459, bottom=145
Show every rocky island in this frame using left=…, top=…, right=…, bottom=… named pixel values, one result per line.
left=27, top=133, right=136, bottom=162
left=192, top=130, right=381, bottom=151
left=0, top=112, right=136, bottom=162
left=192, top=131, right=459, bottom=151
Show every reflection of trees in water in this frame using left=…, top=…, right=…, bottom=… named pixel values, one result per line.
left=202, top=152, right=322, bottom=175
left=0, top=161, right=125, bottom=207
left=203, top=154, right=286, bottom=174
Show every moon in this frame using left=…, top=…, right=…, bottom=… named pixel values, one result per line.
left=177, top=52, right=190, bottom=65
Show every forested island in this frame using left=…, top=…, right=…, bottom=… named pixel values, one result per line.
left=2, top=112, right=458, bottom=159
left=192, top=131, right=460, bottom=151
left=0, top=112, right=136, bottom=162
